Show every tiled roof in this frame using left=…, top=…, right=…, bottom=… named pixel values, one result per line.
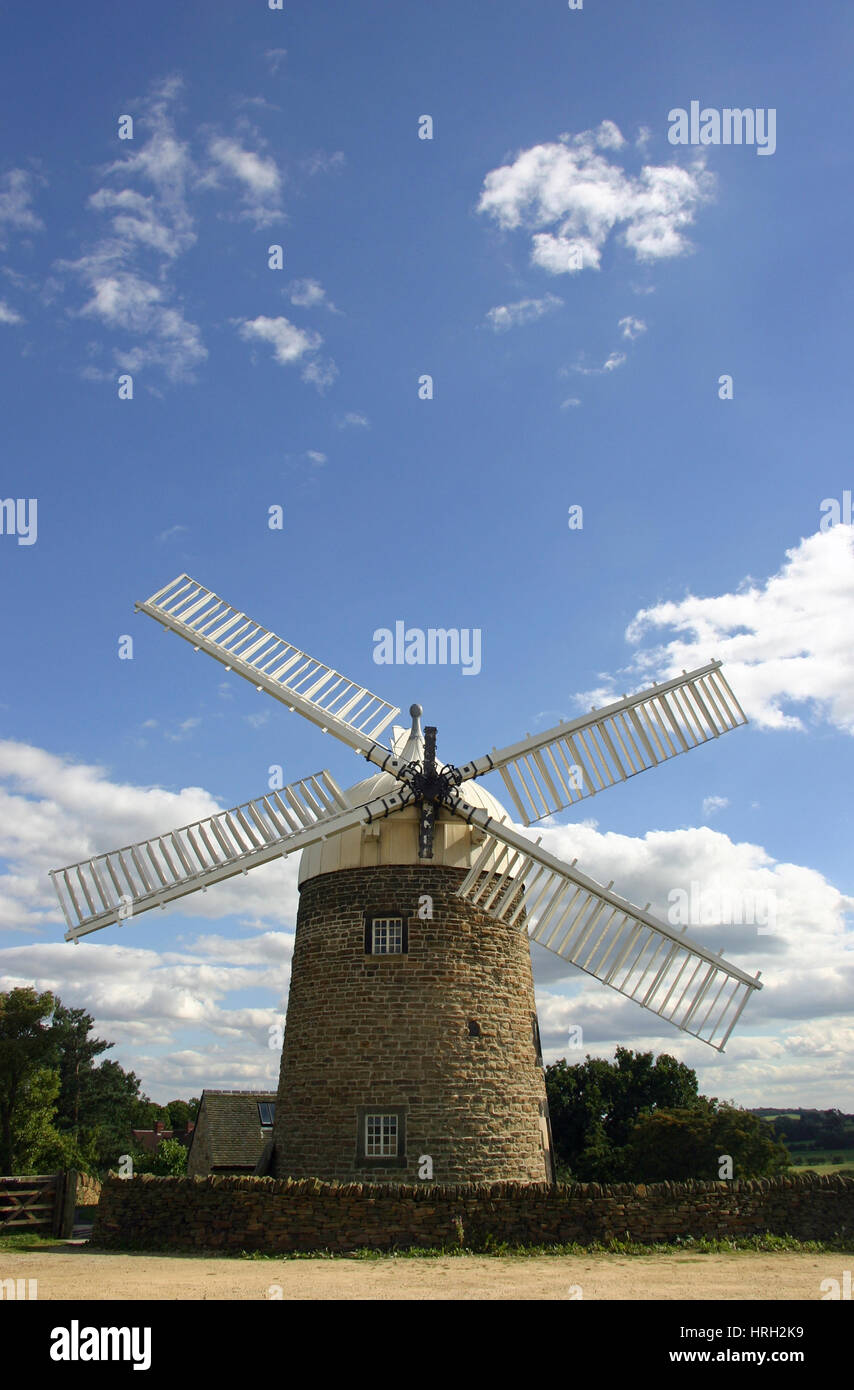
left=196, top=1090, right=277, bottom=1167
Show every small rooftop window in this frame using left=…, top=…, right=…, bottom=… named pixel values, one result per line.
left=258, top=1101, right=275, bottom=1127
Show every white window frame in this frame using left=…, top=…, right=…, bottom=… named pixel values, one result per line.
left=371, top=917, right=403, bottom=955
left=365, top=1112, right=399, bottom=1157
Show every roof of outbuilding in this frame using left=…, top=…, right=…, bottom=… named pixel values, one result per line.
left=192, top=1090, right=277, bottom=1168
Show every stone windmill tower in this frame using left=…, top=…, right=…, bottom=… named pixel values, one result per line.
left=51, top=575, right=762, bottom=1185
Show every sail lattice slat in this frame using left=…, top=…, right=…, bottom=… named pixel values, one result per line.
left=51, top=770, right=373, bottom=941
left=137, top=575, right=400, bottom=755
left=453, top=816, right=761, bottom=1052
left=456, top=663, right=747, bottom=825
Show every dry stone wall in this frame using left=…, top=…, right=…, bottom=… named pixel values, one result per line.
left=92, top=1172, right=853, bottom=1254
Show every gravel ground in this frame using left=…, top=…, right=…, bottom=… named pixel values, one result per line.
left=0, top=1245, right=844, bottom=1300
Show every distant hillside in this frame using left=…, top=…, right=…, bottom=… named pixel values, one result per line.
left=748, top=1108, right=854, bottom=1160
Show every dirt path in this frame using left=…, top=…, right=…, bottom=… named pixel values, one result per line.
left=1, top=1245, right=844, bottom=1300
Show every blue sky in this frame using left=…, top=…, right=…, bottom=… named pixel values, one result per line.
left=1, top=0, right=852, bottom=1108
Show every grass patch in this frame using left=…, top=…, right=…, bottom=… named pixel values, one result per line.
left=0, top=1231, right=67, bottom=1253
left=235, top=1231, right=854, bottom=1260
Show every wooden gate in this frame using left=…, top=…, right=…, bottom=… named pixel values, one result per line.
left=0, top=1172, right=77, bottom=1237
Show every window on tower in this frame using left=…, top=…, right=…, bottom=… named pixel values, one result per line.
left=355, top=1105, right=407, bottom=1167
left=365, top=1112, right=398, bottom=1157
left=364, top=914, right=407, bottom=954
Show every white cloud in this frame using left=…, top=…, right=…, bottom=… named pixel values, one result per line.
left=0, top=739, right=301, bottom=936
left=207, top=136, right=283, bottom=225
left=626, top=525, right=854, bottom=735
left=0, top=169, right=44, bottom=246
left=288, top=277, right=337, bottom=311
left=264, top=48, right=288, bottom=75
left=301, top=150, right=345, bottom=176
left=0, top=300, right=24, bottom=325
left=619, top=314, right=647, bottom=339
left=560, top=397, right=581, bottom=409
left=703, top=795, right=729, bottom=816
left=306, top=450, right=326, bottom=465
left=478, top=123, right=712, bottom=272
left=236, top=314, right=321, bottom=365
left=485, top=293, right=562, bottom=331
left=236, top=315, right=336, bottom=391
left=74, top=264, right=206, bottom=380
left=300, top=356, right=338, bottom=391
left=530, top=816, right=853, bottom=1013
left=156, top=523, right=188, bottom=543
left=61, top=79, right=205, bottom=382
left=571, top=351, right=626, bottom=375
left=337, top=412, right=369, bottom=429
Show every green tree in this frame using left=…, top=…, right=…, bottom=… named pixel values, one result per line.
left=163, top=1098, right=199, bottom=1132
left=0, top=988, right=58, bottom=1173
left=135, top=1137, right=188, bottom=1176
left=10, top=1066, right=62, bottom=1172
left=625, top=1101, right=791, bottom=1181
left=51, top=1003, right=111, bottom=1133
left=545, top=1047, right=700, bottom=1180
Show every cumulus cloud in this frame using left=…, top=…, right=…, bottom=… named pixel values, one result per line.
left=305, top=450, right=326, bottom=465
left=485, top=293, right=562, bottom=331
left=0, top=739, right=301, bottom=937
left=207, top=135, right=283, bottom=224
left=287, top=277, right=337, bottom=312
left=336, top=411, right=369, bottom=429
left=619, top=314, right=647, bottom=339
left=703, top=795, right=729, bottom=816
left=235, top=313, right=334, bottom=389
left=0, top=300, right=24, bottom=325
left=625, top=525, right=854, bottom=736
left=478, top=121, right=713, bottom=272
left=528, top=815, right=854, bottom=1101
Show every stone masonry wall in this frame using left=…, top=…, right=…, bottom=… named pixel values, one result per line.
left=273, top=865, right=551, bottom=1184
left=92, top=1172, right=853, bottom=1254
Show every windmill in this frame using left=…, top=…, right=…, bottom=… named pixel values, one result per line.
left=50, top=574, right=762, bottom=1185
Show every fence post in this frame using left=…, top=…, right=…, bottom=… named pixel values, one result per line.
left=54, top=1170, right=78, bottom=1238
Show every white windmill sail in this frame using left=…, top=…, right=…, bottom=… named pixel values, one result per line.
left=51, top=773, right=414, bottom=942
left=451, top=806, right=761, bottom=1052
left=453, top=662, right=747, bottom=826
left=137, top=575, right=401, bottom=766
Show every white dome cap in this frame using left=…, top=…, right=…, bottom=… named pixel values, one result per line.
left=297, top=708, right=511, bottom=884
